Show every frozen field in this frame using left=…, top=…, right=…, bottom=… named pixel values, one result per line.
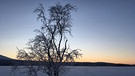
left=0, top=66, right=135, bottom=76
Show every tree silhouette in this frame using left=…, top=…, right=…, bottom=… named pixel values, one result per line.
left=12, top=2, right=81, bottom=76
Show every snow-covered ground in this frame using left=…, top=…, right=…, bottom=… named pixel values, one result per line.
left=0, top=66, right=135, bottom=76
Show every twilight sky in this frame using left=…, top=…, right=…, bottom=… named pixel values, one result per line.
left=0, top=0, right=135, bottom=64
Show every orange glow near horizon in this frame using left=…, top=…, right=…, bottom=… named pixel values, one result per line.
left=76, top=55, right=135, bottom=65
left=2, top=52, right=134, bottom=65
left=78, top=58, right=135, bottom=65
left=1, top=46, right=134, bottom=64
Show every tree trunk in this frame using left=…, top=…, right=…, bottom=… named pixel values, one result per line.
left=54, top=70, right=59, bottom=76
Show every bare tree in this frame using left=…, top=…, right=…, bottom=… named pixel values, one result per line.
left=12, top=2, right=81, bottom=76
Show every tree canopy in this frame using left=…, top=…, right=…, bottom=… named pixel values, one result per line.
left=13, top=2, right=82, bottom=76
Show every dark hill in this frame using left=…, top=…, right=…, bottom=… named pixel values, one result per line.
left=0, top=55, right=13, bottom=60
left=0, top=55, right=14, bottom=66
left=73, top=62, right=135, bottom=66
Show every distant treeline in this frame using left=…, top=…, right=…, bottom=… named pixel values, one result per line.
left=0, top=60, right=135, bottom=67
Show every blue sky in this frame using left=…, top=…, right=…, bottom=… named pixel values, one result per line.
left=0, top=0, right=135, bottom=64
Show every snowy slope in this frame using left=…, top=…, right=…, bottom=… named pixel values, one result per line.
left=0, top=66, right=135, bottom=76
